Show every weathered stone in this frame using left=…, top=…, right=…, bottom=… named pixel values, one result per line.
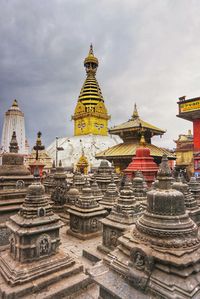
left=0, top=181, right=90, bottom=298
left=188, top=176, right=200, bottom=206
left=172, top=177, right=200, bottom=226
left=93, top=160, right=120, bottom=194
left=98, top=178, right=142, bottom=254
left=99, top=175, right=119, bottom=213
left=91, top=177, right=103, bottom=202
left=90, top=155, right=200, bottom=299
left=67, top=180, right=107, bottom=240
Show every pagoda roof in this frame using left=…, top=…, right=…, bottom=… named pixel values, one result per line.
left=95, top=142, right=175, bottom=160
left=109, top=104, right=165, bottom=136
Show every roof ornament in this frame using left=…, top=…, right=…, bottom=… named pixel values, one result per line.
left=132, top=103, right=139, bottom=119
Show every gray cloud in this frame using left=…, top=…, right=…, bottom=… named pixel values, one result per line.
left=0, top=0, right=199, bottom=150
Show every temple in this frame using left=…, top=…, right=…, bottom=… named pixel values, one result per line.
left=96, top=104, right=175, bottom=172
left=47, top=45, right=121, bottom=171
left=72, top=44, right=110, bottom=136
left=1, top=100, right=29, bottom=155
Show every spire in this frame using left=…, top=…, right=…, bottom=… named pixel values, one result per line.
left=12, top=99, right=18, bottom=108
left=84, top=44, right=99, bottom=74
left=132, top=103, right=139, bottom=119
left=9, top=131, right=19, bottom=153
left=139, top=133, right=146, bottom=147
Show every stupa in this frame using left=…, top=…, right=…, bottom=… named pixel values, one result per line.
left=43, top=160, right=56, bottom=194
left=124, top=134, right=159, bottom=186
left=64, top=180, right=80, bottom=224
left=1, top=100, right=28, bottom=155
left=47, top=45, right=121, bottom=170
left=0, top=180, right=90, bottom=298
left=98, top=179, right=141, bottom=254
left=73, top=171, right=86, bottom=192
left=91, top=177, right=103, bottom=202
left=90, top=155, right=200, bottom=299
left=99, top=175, right=119, bottom=212
left=132, top=170, right=147, bottom=206
left=93, top=159, right=120, bottom=194
left=67, top=180, right=107, bottom=240
left=172, top=177, right=200, bottom=226
left=51, top=160, right=69, bottom=215
left=0, top=131, right=33, bottom=190
left=188, top=176, right=200, bottom=205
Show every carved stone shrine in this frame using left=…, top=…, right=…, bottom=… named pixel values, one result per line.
left=90, top=155, right=200, bottom=299
left=0, top=181, right=90, bottom=298
left=67, top=180, right=107, bottom=240
left=99, top=175, right=119, bottom=213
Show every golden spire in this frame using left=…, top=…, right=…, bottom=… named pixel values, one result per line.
left=72, top=45, right=110, bottom=136
left=139, top=131, right=146, bottom=147
left=132, top=103, right=139, bottom=119
left=84, top=44, right=99, bottom=75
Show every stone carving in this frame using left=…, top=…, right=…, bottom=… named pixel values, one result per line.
left=16, top=180, right=25, bottom=189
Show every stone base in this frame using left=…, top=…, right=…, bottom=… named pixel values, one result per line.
left=89, top=262, right=149, bottom=299
left=0, top=225, right=11, bottom=247
left=0, top=250, right=91, bottom=299
left=97, top=244, right=111, bottom=255
left=67, top=228, right=102, bottom=240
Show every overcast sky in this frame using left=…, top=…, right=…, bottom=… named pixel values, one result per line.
left=0, top=0, right=200, bottom=150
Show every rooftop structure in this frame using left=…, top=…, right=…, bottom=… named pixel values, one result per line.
left=1, top=100, right=28, bottom=155
left=96, top=104, right=175, bottom=172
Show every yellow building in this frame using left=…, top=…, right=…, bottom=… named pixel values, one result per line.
left=174, top=130, right=194, bottom=177
left=72, top=45, right=110, bottom=136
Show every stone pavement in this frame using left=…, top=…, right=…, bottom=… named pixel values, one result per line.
left=60, top=224, right=101, bottom=299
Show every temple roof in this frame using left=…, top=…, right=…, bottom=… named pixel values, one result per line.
left=109, top=104, right=165, bottom=136
left=96, top=141, right=175, bottom=159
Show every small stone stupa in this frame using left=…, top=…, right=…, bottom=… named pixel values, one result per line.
left=44, top=160, right=56, bottom=194
left=188, top=176, right=200, bottom=206
left=91, top=177, right=103, bottom=202
left=73, top=171, right=86, bottom=193
left=172, top=176, right=200, bottom=226
left=67, top=180, right=107, bottom=240
left=90, top=155, right=200, bottom=299
left=94, top=160, right=119, bottom=194
left=132, top=170, right=147, bottom=206
left=0, top=180, right=90, bottom=298
left=0, top=131, right=33, bottom=189
left=64, top=180, right=80, bottom=224
left=99, top=175, right=119, bottom=213
left=98, top=178, right=141, bottom=254
left=0, top=132, right=34, bottom=246
left=51, top=160, right=69, bottom=211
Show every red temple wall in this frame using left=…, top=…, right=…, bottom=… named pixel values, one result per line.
left=193, top=119, right=200, bottom=151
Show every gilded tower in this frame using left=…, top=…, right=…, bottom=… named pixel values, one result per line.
left=72, top=45, right=110, bottom=136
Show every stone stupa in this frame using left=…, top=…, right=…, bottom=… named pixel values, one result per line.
left=0, top=179, right=90, bottom=298
left=67, top=180, right=107, bottom=240
left=90, top=155, right=200, bottom=299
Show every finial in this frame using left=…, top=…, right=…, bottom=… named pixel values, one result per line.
left=33, top=131, right=45, bottom=160
left=52, top=160, right=56, bottom=168
left=59, top=160, right=62, bottom=167
left=139, top=133, right=146, bottom=147
left=132, top=103, right=139, bottom=119
left=9, top=131, right=19, bottom=153
left=89, top=44, right=94, bottom=55
left=157, top=155, right=171, bottom=178
left=12, top=99, right=18, bottom=107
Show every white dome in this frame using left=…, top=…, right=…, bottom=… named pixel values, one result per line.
left=47, top=134, right=122, bottom=170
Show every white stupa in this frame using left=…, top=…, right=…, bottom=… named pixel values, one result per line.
left=1, top=99, right=29, bottom=155
left=47, top=45, right=121, bottom=171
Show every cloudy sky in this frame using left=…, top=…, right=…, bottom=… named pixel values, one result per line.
left=0, top=0, right=200, bottom=150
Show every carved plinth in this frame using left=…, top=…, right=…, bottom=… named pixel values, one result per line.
left=89, top=155, right=200, bottom=299
left=98, top=181, right=141, bottom=254
left=0, top=181, right=90, bottom=298
left=67, top=181, right=107, bottom=240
